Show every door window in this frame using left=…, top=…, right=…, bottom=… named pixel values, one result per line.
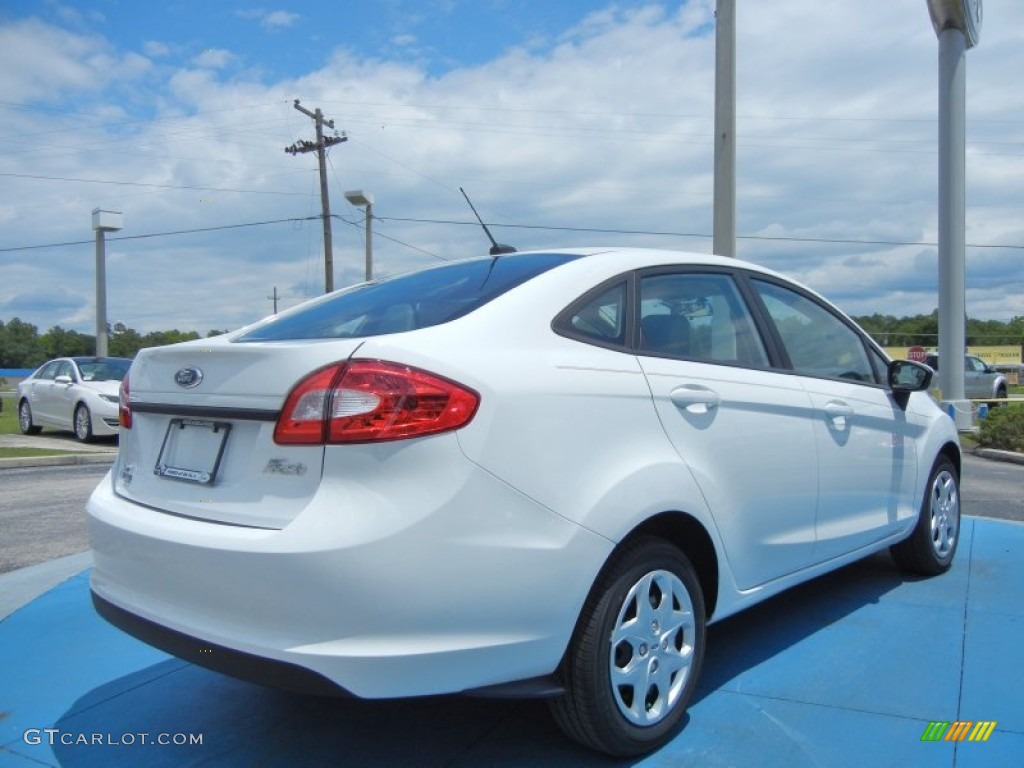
left=639, top=273, right=768, bottom=367
left=753, top=279, right=875, bottom=383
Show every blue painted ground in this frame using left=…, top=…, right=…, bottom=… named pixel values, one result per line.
left=1, top=517, right=1022, bottom=767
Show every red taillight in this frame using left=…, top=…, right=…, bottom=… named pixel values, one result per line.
left=119, top=371, right=132, bottom=429
left=274, top=360, right=479, bottom=445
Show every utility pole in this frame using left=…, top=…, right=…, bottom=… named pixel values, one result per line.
left=713, top=0, right=736, bottom=258
left=268, top=286, right=279, bottom=314
left=285, top=99, right=347, bottom=293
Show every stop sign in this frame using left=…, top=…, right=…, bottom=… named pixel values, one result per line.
left=908, top=346, right=927, bottom=362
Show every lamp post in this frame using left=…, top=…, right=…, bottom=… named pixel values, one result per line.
left=91, top=208, right=123, bottom=357
left=344, top=190, right=374, bottom=282
left=926, top=0, right=982, bottom=429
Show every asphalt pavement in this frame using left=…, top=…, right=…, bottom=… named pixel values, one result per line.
left=1, top=432, right=1023, bottom=765
left=0, top=518, right=1021, bottom=766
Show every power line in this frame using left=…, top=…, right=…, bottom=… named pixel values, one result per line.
left=3, top=213, right=1022, bottom=255
left=0, top=216, right=319, bottom=253
left=375, top=216, right=1024, bottom=251
left=0, top=172, right=313, bottom=197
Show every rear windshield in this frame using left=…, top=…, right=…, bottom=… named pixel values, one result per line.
left=237, top=253, right=581, bottom=341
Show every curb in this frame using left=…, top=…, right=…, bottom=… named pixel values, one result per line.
left=0, top=452, right=116, bottom=470
left=973, top=447, right=1024, bottom=466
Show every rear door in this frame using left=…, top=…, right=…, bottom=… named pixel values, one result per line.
left=749, top=278, right=921, bottom=563
left=27, top=361, right=61, bottom=424
left=635, top=270, right=819, bottom=590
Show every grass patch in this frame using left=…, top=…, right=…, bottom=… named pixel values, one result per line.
left=0, top=398, right=20, bottom=435
left=0, top=447, right=73, bottom=459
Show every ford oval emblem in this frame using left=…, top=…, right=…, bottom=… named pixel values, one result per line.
left=174, top=367, right=204, bottom=388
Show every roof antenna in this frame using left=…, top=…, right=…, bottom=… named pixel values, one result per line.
left=459, top=187, right=516, bottom=256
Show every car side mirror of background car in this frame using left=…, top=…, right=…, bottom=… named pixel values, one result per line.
left=54, top=375, right=72, bottom=385
left=888, top=360, right=932, bottom=410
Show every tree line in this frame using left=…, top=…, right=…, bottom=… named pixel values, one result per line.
left=2, top=310, right=1023, bottom=370
left=0, top=318, right=227, bottom=369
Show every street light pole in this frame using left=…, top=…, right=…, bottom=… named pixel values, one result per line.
left=713, top=0, right=736, bottom=258
left=926, top=0, right=982, bottom=429
left=91, top=208, right=123, bottom=357
left=344, top=190, right=375, bottom=281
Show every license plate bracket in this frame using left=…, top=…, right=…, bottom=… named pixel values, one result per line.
left=154, top=418, right=231, bottom=485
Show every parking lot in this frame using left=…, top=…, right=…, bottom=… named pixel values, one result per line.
left=0, top=448, right=1022, bottom=766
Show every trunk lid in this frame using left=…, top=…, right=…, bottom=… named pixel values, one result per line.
left=114, top=336, right=363, bottom=528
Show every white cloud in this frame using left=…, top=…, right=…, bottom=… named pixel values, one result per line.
left=144, top=40, right=172, bottom=58
left=193, top=49, right=234, bottom=69
left=236, top=9, right=300, bottom=30
left=1, top=1, right=1022, bottom=337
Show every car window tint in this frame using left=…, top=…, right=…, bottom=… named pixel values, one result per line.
left=237, top=253, right=581, bottom=341
left=639, top=273, right=768, bottom=366
left=566, top=283, right=627, bottom=344
left=753, top=279, right=874, bottom=383
left=55, top=361, right=74, bottom=379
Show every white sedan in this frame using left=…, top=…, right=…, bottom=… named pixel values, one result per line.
left=86, top=249, right=959, bottom=756
left=18, top=356, right=131, bottom=441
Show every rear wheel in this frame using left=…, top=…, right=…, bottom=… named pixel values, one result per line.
left=549, top=537, right=705, bottom=756
left=990, top=385, right=1007, bottom=408
left=890, top=456, right=959, bottom=575
left=18, top=400, right=42, bottom=435
left=74, top=403, right=94, bottom=442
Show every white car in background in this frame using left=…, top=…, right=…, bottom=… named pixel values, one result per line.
left=86, top=248, right=960, bottom=756
left=17, top=356, right=132, bottom=441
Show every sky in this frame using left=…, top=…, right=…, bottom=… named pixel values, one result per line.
left=0, top=0, right=1022, bottom=335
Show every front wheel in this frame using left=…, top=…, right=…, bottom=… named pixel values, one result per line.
left=890, top=456, right=960, bottom=575
left=18, top=400, right=42, bottom=435
left=549, top=537, right=705, bottom=756
left=74, top=404, right=94, bottom=442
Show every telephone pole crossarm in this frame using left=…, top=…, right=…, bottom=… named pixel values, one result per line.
left=284, top=99, right=348, bottom=293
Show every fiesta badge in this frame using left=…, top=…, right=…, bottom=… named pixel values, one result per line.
left=174, top=367, right=204, bottom=388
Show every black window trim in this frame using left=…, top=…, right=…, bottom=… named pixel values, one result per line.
left=632, top=265, right=780, bottom=371
left=551, top=273, right=636, bottom=353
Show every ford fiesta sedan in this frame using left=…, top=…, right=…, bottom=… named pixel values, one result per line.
left=87, top=248, right=960, bottom=756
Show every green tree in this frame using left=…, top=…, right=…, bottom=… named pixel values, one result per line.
left=0, top=318, right=46, bottom=368
left=41, top=326, right=96, bottom=358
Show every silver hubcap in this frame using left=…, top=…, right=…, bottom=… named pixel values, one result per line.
left=930, top=469, right=959, bottom=558
left=75, top=408, right=89, bottom=438
left=609, top=569, right=696, bottom=726
left=19, top=403, right=30, bottom=432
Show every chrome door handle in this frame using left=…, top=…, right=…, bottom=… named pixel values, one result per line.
left=670, top=386, right=721, bottom=413
left=824, top=401, right=853, bottom=429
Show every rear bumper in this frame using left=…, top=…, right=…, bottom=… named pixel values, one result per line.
left=86, top=451, right=613, bottom=699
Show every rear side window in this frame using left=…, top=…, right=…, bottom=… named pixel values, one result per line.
left=237, top=253, right=580, bottom=341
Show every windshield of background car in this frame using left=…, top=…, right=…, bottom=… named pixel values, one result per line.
left=236, top=253, right=582, bottom=341
left=76, top=359, right=132, bottom=382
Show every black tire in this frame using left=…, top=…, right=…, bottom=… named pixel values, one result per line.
left=18, top=400, right=42, bottom=435
left=890, top=456, right=959, bottom=576
left=74, top=403, right=94, bottom=442
left=990, top=386, right=1007, bottom=408
left=549, top=537, right=705, bottom=757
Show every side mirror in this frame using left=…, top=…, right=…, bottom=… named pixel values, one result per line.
left=888, top=360, right=932, bottom=409
left=55, top=375, right=73, bottom=385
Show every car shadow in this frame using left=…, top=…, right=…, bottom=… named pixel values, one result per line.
left=694, top=550, right=910, bottom=703
left=48, top=553, right=912, bottom=767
